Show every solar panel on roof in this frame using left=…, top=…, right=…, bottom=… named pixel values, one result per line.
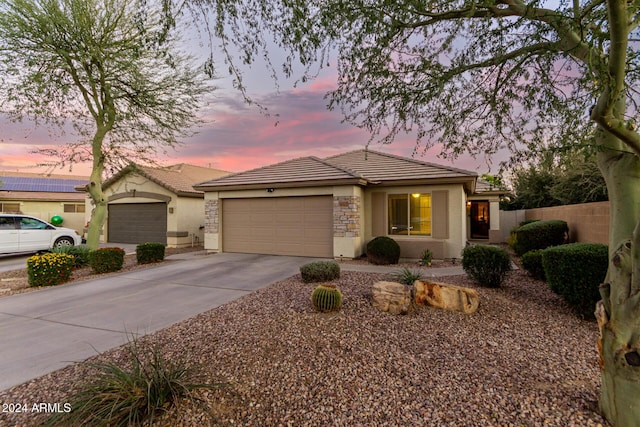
left=0, top=176, right=86, bottom=192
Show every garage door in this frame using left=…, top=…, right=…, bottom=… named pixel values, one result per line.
left=222, top=196, right=333, bottom=257
left=108, top=203, right=167, bottom=244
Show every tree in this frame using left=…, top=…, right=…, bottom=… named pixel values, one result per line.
left=505, top=147, right=608, bottom=209
left=0, top=0, right=211, bottom=249
left=201, top=0, right=638, bottom=424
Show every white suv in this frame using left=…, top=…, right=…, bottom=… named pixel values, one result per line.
left=0, top=214, right=82, bottom=255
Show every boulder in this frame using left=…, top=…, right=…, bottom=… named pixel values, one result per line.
left=372, top=281, right=411, bottom=315
left=414, top=280, right=479, bottom=314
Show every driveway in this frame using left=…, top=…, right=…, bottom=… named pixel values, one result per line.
left=0, top=253, right=319, bottom=391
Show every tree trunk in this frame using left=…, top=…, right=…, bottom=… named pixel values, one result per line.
left=596, top=126, right=640, bottom=426
left=85, top=127, right=109, bottom=250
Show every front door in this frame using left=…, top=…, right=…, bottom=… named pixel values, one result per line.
left=470, top=201, right=490, bottom=239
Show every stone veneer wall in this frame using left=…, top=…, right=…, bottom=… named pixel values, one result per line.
left=204, top=199, right=219, bottom=234
left=334, top=196, right=361, bottom=237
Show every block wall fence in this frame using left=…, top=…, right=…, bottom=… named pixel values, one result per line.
left=499, top=201, right=610, bottom=246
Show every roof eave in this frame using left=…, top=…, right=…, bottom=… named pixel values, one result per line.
left=194, top=178, right=368, bottom=192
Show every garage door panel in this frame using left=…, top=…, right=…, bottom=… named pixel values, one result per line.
left=222, top=196, right=332, bottom=257
left=108, top=203, right=167, bottom=244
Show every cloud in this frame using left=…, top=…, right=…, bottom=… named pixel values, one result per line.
left=0, top=76, right=500, bottom=176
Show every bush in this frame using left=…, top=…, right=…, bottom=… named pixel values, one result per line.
left=521, top=249, right=546, bottom=280
left=420, top=249, right=433, bottom=266
left=300, top=260, right=340, bottom=283
left=52, top=244, right=91, bottom=268
left=542, top=243, right=608, bottom=318
left=367, top=236, right=401, bottom=265
left=392, top=268, right=424, bottom=286
left=136, top=242, right=166, bottom=264
left=513, top=219, right=569, bottom=256
left=27, top=252, right=74, bottom=287
left=462, top=245, right=512, bottom=287
left=48, top=339, right=222, bottom=427
left=89, top=247, right=126, bottom=273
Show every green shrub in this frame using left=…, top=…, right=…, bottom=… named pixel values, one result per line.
left=392, top=268, right=424, bottom=286
left=48, top=339, right=222, bottom=427
left=136, top=242, right=166, bottom=264
left=462, top=245, right=512, bottom=287
left=27, top=252, right=74, bottom=287
left=513, top=220, right=569, bottom=256
left=311, top=284, right=343, bottom=312
left=542, top=243, right=608, bottom=318
left=300, top=260, right=340, bottom=283
left=52, top=244, right=91, bottom=268
left=367, top=236, right=401, bottom=265
left=89, top=247, right=126, bottom=273
left=420, top=249, right=433, bottom=266
left=521, top=249, right=546, bottom=280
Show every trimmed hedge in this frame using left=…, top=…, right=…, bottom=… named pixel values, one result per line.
left=542, top=243, right=608, bottom=318
left=89, top=247, right=126, bottom=274
left=136, top=242, right=166, bottom=264
left=513, top=219, right=569, bottom=256
left=27, top=252, right=74, bottom=287
left=521, top=249, right=546, bottom=280
left=367, top=236, right=401, bottom=265
left=462, top=245, right=512, bottom=287
left=300, top=260, right=340, bottom=283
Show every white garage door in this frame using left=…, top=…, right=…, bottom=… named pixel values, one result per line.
left=108, top=203, right=167, bottom=244
left=222, top=196, right=333, bottom=257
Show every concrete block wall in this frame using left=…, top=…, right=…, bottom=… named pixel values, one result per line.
left=525, top=201, right=609, bottom=245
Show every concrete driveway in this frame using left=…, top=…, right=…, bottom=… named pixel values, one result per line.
left=0, top=252, right=318, bottom=391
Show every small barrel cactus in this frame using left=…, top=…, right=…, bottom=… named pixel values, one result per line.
left=311, top=284, right=343, bottom=312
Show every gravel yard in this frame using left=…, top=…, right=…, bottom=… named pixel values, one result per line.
left=0, top=264, right=607, bottom=426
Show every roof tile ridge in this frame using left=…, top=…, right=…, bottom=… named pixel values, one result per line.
left=309, top=156, right=366, bottom=180
left=366, top=149, right=478, bottom=177
left=194, top=155, right=319, bottom=186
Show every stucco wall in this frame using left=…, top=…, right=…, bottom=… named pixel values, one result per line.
left=362, top=184, right=467, bottom=260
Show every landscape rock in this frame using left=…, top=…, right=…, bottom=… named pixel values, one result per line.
left=414, top=280, right=479, bottom=314
left=372, top=281, right=411, bottom=315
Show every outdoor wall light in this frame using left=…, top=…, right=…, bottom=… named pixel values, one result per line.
left=266, top=188, right=275, bottom=193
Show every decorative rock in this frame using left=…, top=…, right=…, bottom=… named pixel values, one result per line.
left=372, top=281, right=411, bottom=315
left=414, top=280, right=479, bottom=314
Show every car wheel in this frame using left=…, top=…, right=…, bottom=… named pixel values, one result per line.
left=54, top=237, right=74, bottom=248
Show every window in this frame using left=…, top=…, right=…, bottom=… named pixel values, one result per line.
left=0, top=203, right=20, bottom=213
left=388, top=193, right=431, bottom=236
left=63, top=203, right=85, bottom=213
left=19, top=217, right=48, bottom=229
left=0, top=217, right=16, bottom=229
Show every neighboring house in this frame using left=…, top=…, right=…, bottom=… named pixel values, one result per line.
left=194, top=149, right=502, bottom=260
left=0, top=171, right=88, bottom=233
left=93, top=163, right=230, bottom=247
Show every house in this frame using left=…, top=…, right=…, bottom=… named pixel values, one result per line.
left=93, top=163, right=230, bottom=247
left=194, top=149, right=502, bottom=260
left=0, top=171, right=88, bottom=232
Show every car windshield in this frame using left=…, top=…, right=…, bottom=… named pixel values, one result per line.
left=19, top=218, right=49, bottom=230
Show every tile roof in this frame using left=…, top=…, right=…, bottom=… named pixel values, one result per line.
left=325, top=149, right=477, bottom=183
left=195, top=149, right=477, bottom=192
left=194, top=156, right=367, bottom=190
left=474, top=179, right=509, bottom=195
left=104, top=163, right=231, bottom=197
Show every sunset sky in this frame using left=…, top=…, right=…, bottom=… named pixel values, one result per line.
left=0, top=43, right=505, bottom=178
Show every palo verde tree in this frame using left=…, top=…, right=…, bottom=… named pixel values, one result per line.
left=200, top=0, right=639, bottom=424
left=0, top=0, right=211, bottom=249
